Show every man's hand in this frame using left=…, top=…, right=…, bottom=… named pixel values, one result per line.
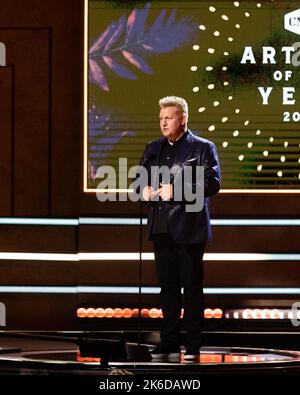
left=157, top=183, right=173, bottom=201
left=142, top=186, right=157, bottom=201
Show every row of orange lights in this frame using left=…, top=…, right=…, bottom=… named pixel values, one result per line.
left=77, top=307, right=223, bottom=319
left=76, top=353, right=265, bottom=364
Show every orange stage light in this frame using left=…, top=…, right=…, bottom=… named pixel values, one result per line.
left=95, top=308, right=105, bottom=318
left=123, top=308, right=133, bottom=318
left=213, top=308, right=223, bottom=319
left=104, top=308, right=114, bottom=318
left=113, top=308, right=123, bottom=318
left=77, top=308, right=86, bottom=318
left=86, top=308, right=96, bottom=318
left=204, top=308, right=214, bottom=319
left=141, top=308, right=149, bottom=318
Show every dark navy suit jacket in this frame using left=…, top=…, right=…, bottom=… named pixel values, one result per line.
left=139, top=130, right=221, bottom=244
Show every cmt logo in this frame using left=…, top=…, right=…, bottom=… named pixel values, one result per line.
left=0, top=302, right=6, bottom=326
left=285, top=9, right=300, bottom=35
left=0, top=42, right=6, bottom=66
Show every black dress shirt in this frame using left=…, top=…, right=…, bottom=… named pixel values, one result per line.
left=151, top=131, right=188, bottom=235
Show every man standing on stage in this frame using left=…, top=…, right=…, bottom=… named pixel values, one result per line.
left=139, top=96, right=221, bottom=361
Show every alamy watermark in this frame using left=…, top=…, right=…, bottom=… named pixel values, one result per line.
left=95, top=158, right=204, bottom=212
left=0, top=42, right=6, bottom=67
left=0, top=302, right=6, bottom=327
left=290, top=302, right=300, bottom=327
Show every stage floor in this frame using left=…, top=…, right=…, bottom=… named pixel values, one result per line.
left=0, top=331, right=300, bottom=376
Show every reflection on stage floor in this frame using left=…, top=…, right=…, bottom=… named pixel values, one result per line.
left=0, top=331, right=300, bottom=375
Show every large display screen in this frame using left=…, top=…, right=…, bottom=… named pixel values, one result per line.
left=85, top=1, right=300, bottom=192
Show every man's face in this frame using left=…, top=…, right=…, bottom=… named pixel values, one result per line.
left=159, top=106, right=186, bottom=141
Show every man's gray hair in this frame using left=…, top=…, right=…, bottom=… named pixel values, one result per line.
left=159, top=96, right=189, bottom=119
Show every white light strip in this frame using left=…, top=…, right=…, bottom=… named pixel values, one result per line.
left=0, top=218, right=299, bottom=226
left=211, top=219, right=300, bottom=226
left=0, top=253, right=78, bottom=261
left=79, top=218, right=147, bottom=225
left=0, top=252, right=299, bottom=261
left=0, top=286, right=299, bottom=294
left=220, top=189, right=300, bottom=194
left=85, top=188, right=300, bottom=194
left=77, top=286, right=158, bottom=294
left=78, top=253, right=300, bottom=261
left=0, top=286, right=77, bottom=293
left=83, top=0, right=88, bottom=192
left=79, top=218, right=300, bottom=226
left=0, top=218, right=78, bottom=226
left=206, top=288, right=300, bottom=295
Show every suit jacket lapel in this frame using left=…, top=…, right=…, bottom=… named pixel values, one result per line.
left=170, top=130, right=195, bottom=180
left=173, top=130, right=194, bottom=164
